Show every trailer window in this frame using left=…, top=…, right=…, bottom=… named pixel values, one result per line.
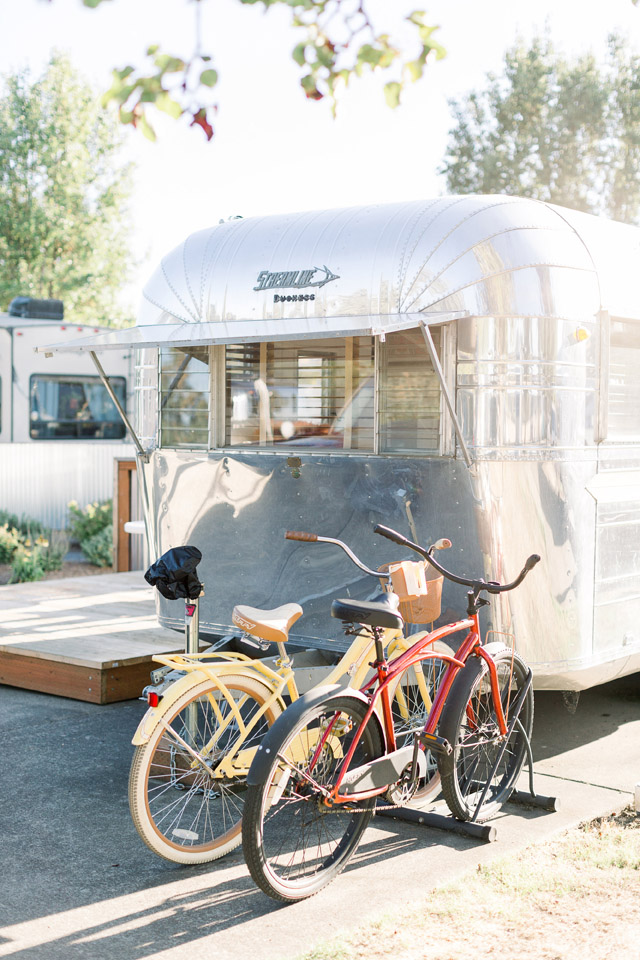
left=225, top=338, right=375, bottom=449
left=29, top=375, right=126, bottom=440
left=608, top=317, right=640, bottom=440
left=379, top=328, right=442, bottom=454
left=159, top=347, right=210, bottom=448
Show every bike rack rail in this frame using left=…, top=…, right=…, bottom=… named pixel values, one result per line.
left=376, top=670, right=559, bottom=843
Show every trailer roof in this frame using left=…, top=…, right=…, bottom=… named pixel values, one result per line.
left=37, top=195, right=640, bottom=355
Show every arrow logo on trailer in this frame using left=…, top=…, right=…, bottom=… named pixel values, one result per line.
left=309, top=266, right=340, bottom=288
left=253, top=265, right=340, bottom=292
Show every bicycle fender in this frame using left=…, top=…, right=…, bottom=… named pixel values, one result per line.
left=246, top=684, right=384, bottom=787
left=437, top=642, right=511, bottom=734
left=131, top=669, right=218, bottom=745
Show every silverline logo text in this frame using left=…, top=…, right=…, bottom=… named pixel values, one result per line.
left=253, top=265, right=339, bottom=292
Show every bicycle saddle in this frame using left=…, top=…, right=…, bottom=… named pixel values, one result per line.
left=331, top=593, right=403, bottom=630
left=232, top=603, right=303, bottom=645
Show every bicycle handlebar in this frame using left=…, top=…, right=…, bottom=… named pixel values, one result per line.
left=373, top=524, right=539, bottom=594
left=286, top=530, right=385, bottom=579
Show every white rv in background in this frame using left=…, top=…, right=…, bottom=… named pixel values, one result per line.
left=0, top=298, right=133, bottom=529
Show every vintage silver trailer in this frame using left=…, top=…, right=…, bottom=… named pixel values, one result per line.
left=40, top=195, right=640, bottom=689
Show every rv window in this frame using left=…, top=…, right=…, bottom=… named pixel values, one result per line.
left=379, top=328, right=442, bottom=454
left=224, top=338, right=375, bottom=449
left=159, top=347, right=210, bottom=448
left=608, top=317, right=640, bottom=440
left=29, top=375, right=126, bottom=440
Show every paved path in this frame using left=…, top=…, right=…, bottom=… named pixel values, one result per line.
left=0, top=673, right=638, bottom=960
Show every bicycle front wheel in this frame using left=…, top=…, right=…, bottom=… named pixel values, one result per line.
left=438, top=646, right=534, bottom=822
left=242, top=693, right=384, bottom=902
left=129, top=673, right=281, bottom=864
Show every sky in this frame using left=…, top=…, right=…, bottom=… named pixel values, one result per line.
left=0, top=0, right=639, bottom=317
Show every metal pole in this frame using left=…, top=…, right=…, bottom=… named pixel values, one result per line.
left=89, top=350, right=147, bottom=459
left=420, top=322, right=473, bottom=470
left=185, top=597, right=200, bottom=656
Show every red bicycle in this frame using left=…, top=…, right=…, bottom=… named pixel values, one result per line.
left=242, top=523, right=539, bottom=902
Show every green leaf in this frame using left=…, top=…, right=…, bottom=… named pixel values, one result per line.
left=292, top=43, right=307, bottom=67
left=357, top=44, right=383, bottom=67
left=200, top=69, right=218, bottom=88
left=384, top=81, right=402, bottom=109
left=156, top=92, right=183, bottom=119
left=138, top=112, right=157, bottom=142
left=406, top=59, right=424, bottom=82
left=300, top=74, right=322, bottom=100
left=153, top=54, right=186, bottom=74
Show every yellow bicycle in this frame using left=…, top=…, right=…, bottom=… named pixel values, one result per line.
left=128, top=531, right=450, bottom=864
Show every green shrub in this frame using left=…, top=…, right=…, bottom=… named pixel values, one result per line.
left=68, top=500, right=112, bottom=544
left=0, top=523, right=23, bottom=563
left=39, top=531, right=68, bottom=572
left=81, top=525, right=113, bottom=567
left=0, top=510, right=47, bottom=541
left=10, top=546, right=46, bottom=583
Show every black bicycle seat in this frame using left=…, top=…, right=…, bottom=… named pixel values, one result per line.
left=144, top=546, right=203, bottom=600
left=331, top=594, right=403, bottom=631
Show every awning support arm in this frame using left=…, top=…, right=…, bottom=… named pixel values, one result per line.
left=89, top=350, right=147, bottom=461
left=420, top=321, right=473, bottom=470
left=89, top=350, right=158, bottom=560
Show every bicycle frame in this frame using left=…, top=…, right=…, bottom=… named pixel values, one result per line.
left=315, top=611, right=511, bottom=805
left=133, top=624, right=409, bottom=778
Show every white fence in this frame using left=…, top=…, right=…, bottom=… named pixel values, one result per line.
left=0, top=442, right=135, bottom=530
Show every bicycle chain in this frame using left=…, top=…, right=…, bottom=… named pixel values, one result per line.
left=331, top=800, right=403, bottom=814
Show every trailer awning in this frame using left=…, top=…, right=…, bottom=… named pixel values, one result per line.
left=35, top=312, right=465, bottom=355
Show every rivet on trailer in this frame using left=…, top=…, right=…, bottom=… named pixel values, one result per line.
left=38, top=195, right=640, bottom=691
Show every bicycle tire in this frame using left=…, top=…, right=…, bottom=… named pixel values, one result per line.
left=129, top=673, right=281, bottom=864
left=242, top=691, right=384, bottom=902
left=437, top=645, right=534, bottom=822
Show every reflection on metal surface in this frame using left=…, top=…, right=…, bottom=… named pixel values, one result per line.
left=119, top=196, right=640, bottom=690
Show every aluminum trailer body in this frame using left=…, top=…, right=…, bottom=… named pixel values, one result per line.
left=39, top=196, right=640, bottom=689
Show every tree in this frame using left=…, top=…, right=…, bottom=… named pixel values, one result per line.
left=0, top=54, right=135, bottom=323
left=440, top=34, right=640, bottom=224
left=75, top=0, right=446, bottom=141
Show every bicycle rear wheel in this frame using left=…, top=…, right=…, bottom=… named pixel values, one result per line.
left=437, top=646, right=533, bottom=822
left=242, top=692, right=384, bottom=902
left=129, top=674, right=281, bottom=864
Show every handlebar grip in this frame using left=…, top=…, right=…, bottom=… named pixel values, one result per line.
left=285, top=530, right=318, bottom=542
left=373, top=524, right=411, bottom=547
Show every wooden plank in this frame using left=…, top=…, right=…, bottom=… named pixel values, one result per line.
left=114, top=459, right=135, bottom=572
left=0, top=651, right=104, bottom=703
left=0, top=650, right=161, bottom=704
left=102, top=661, right=158, bottom=704
left=0, top=571, right=188, bottom=703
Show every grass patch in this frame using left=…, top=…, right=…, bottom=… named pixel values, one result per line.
left=292, top=808, right=640, bottom=960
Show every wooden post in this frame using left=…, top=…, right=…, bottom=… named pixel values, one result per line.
left=113, top=458, right=136, bottom=572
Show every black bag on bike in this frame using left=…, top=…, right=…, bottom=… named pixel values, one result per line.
left=144, top=545, right=203, bottom=600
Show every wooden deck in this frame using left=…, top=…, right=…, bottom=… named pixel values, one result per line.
left=0, top=572, right=185, bottom=703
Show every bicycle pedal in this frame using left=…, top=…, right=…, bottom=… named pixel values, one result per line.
left=416, top=732, right=452, bottom=756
